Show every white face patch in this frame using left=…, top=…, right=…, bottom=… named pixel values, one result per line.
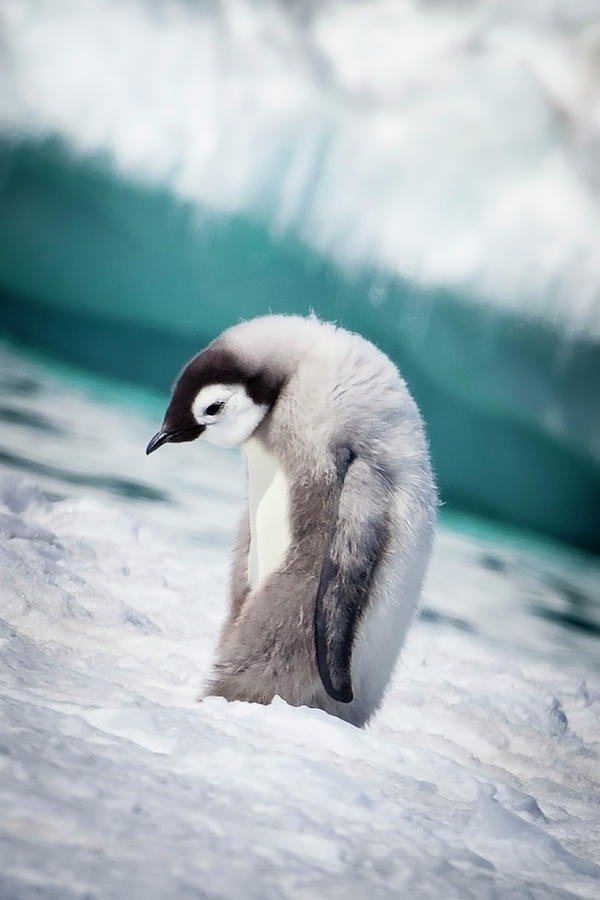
left=192, top=383, right=268, bottom=448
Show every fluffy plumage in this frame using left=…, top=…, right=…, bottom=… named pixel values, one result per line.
left=147, top=315, right=437, bottom=726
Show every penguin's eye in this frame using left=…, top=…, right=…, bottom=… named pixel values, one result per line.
left=204, top=401, right=225, bottom=417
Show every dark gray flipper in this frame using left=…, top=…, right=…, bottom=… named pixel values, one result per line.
left=314, top=451, right=390, bottom=703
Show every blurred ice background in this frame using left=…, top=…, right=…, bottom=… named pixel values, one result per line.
left=0, top=1, right=599, bottom=897
left=1, top=0, right=599, bottom=547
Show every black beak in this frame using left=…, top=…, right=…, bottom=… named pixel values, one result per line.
left=146, top=430, right=171, bottom=455
left=146, top=423, right=205, bottom=455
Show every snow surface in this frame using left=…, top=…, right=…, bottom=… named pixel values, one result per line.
left=1, top=485, right=600, bottom=898
left=1, top=344, right=599, bottom=897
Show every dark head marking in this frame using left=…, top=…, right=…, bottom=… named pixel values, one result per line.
left=146, top=340, right=285, bottom=454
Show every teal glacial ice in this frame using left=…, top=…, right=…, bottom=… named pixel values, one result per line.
left=1, top=0, right=599, bottom=550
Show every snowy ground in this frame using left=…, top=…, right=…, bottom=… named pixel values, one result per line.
left=1, top=478, right=599, bottom=899
left=0, top=344, right=599, bottom=898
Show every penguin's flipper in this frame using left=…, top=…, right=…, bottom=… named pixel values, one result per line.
left=314, top=451, right=390, bottom=703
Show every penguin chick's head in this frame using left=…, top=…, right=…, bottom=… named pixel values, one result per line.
left=146, top=340, right=284, bottom=454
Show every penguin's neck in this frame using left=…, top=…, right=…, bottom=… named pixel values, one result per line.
left=243, top=437, right=291, bottom=590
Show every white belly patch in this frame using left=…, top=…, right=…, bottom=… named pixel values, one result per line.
left=244, top=438, right=291, bottom=590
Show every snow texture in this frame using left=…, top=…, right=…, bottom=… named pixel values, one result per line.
left=1, top=488, right=600, bottom=898
left=0, top=344, right=599, bottom=897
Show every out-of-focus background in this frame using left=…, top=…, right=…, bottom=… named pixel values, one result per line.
left=1, top=0, right=599, bottom=551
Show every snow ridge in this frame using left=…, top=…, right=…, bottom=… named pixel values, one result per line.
left=1, top=476, right=599, bottom=898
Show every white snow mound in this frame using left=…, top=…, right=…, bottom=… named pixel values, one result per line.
left=1, top=476, right=599, bottom=897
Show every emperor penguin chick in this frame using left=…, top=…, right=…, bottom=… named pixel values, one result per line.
left=147, top=315, right=437, bottom=727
